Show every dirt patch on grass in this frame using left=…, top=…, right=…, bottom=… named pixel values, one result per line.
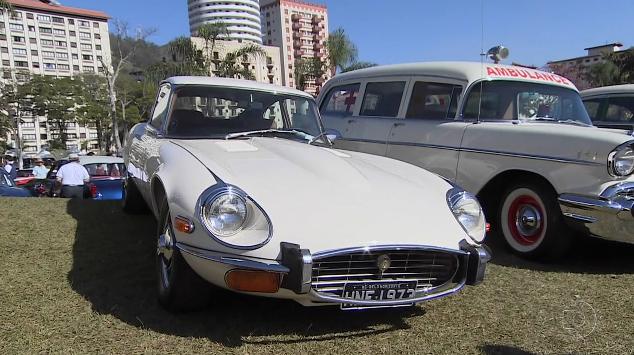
left=1, top=198, right=633, bottom=354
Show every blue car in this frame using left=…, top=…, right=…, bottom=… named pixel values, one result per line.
left=0, top=168, right=32, bottom=197
left=47, top=156, right=125, bottom=200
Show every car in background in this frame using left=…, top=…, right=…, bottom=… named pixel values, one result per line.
left=123, top=76, right=490, bottom=311
left=0, top=168, right=32, bottom=197
left=14, top=169, right=35, bottom=187
left=581, top=84, right=634, bottom=132
left=46, top=155, right=125, bottom=200
left=318, top=62, right=634, bottom=260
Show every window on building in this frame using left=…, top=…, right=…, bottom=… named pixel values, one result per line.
left=22, top=122, right=35, bottom=128
left=96, top=55, right=102, bottom=61
left=9, top=23, right=24, bottom=31
left=42, top=50, right=54, bottom=57
left=55, top=41, right=67, bottom=47
left=43, top=63, right=56, bottom=70
left=37, top=15, right=51, bottom=22
left=40, top=27, right=52, bottom=34
left=28, top=25, right=35, bottom=32
left=70, top=42, right=77, bottom=48
left=69, top=30, right=76, bottom=36
left=0, top=47, right=7, bottom=53
left=80, top=43, right=92, bottom=50
left=40, top=134, right=47, bottom=140
left=31, top=49, right=38, bottom=56
left=32, top=62, right=39, bottom=68
left=58, top=64, right=69, bottom=70
left=83, top=66, right=94, bottom=73
left=78, top=20, right=89, bottom=27
left=406, top=82, right=462, bottom=120
left=73, top=65, right=79, bottom=71
left=320, top=83, right=361, bottom=117
left=360, top=82, right=406, bottom=117
left=12, top=36, right=25, bottom=43
left=52, top=17, right=64, bottom=24
left=12, top=48, right=27, bottom=56
left=56, top=52, right=68, bottom=59
left=10, top=11, right=22, bottom=20
left=29, top=38, right=37, bottom=44
left=2, top=60, right=10, bottom=66
left=68, top=19, right=74, bottom=25
left=94, top=33, right=101, bottom=39
left=82, top=54, right=93, bottom=61
left=79, top=31, right=91, bottom=39
left=95, top=45, right=102, bottom=51
left=93, top=22, right=99, bottom=28
left=15, top=61, right=28, bottom=68
left=53, top=28, right=65, bottom=36
left=41, top=39, right=53, bottom=46
left=72, top=53, right=78, bottom=59
left=22, top=134, right=36, bottom=140
left=0, top=35, right=6, bottom=41
left=26, top=13, right=34, bottom=19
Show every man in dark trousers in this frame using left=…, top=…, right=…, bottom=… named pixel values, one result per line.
left=56, top=154, right=90, bottom=199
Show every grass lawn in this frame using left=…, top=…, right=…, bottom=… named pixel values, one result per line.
left=1, top=197, right=633, bottom=354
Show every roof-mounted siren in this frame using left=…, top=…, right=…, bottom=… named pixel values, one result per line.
left=487, top=46, right=509, bottom=64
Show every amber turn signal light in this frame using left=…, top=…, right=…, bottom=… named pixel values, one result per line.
left=174, top=216, right=194, bottom=234
left=225, top=270, right=281, bottom=293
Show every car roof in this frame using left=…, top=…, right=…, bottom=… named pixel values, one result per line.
left=581, top=84, right=634, bottom=97
left=325, top=61, right=577, bottom=91
left=61, top=155, right=124, bottom=164
left=163, top=76, right=314, bottom=99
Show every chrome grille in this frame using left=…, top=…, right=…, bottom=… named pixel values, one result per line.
left=311, top=249, right=459, bottom=298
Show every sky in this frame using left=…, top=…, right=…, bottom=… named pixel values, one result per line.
left=62, top=0, right=634, bottom=67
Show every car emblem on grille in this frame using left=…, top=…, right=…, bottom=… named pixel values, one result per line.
left=376, top=254, right=391, bottom=273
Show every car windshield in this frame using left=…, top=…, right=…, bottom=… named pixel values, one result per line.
left=84, top=163, right=125, bottom=178
left=166, top=86, right=323, bottom=139
left=463, top=80, right=592, bottom=125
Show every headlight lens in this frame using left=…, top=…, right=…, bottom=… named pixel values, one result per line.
left=199, top=185, right=272, bottom=249
left=609, top=144, right=634, bottom=176
left=447, top=189, right=486, bottom=244
left=202, top=192, right=248, bottom=237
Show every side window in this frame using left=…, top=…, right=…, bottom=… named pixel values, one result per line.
left=604, top=97, right=634, bottom=122
left=360, top=81, right=406, bottom=117
left=583, top=99, right=602, bottom=120
left=463, top=89, right=501, bottom=119
left=150, top=84, right=171, bottom=129
left=406, top=82, right=462, bottom=119
left=320, top=84, right=360, bottom=117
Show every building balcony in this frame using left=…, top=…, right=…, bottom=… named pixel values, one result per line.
left=294, top=49, right=304, bottom=56
left=312, top=16, right=322, bottom=24
left=292, top=23, right=302, bottom=30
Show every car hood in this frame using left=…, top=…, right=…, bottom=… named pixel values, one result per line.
left=171, top=138, right=469, bottom=257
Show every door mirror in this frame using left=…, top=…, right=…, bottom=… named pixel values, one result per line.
left=325, top=128, right=341, bottom=142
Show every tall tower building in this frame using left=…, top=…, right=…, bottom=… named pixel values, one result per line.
left=188, top=0, right=263, bottom=44
left=260, top=0, right=328, bottom=95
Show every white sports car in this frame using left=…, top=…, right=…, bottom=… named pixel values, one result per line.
left=123, top=77, right=490, bottom=311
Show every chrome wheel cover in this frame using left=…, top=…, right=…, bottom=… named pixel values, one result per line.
left=157, top=224, right=175, bottom=289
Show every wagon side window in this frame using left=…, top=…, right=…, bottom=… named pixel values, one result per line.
left=583, top=98, right=603, bottom=120
left=605, top=97, right=634, bottom=122
left=360, top=81, right=406, bottom=117
left=320, top=83, right=360, bottom=117
left=406, top=82, right=462, bottom=119
left=149, top=83, right=171, bottom=129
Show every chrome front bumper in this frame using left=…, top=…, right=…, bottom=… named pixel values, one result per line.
left=559, top=182, right=634, bottom=244
left=177, top=240, right=490, bottom=308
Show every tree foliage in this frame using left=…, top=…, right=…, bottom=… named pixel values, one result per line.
left=325, top=28, right=358, bottom=75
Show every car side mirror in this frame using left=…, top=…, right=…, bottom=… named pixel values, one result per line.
left=325, top=128, right=341, bottom=143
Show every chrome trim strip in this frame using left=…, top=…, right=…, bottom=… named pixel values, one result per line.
left=176, top=242, right=290, bottom=273
left=311, top=244, right=469, bottom=260
left=300, top=249, right=313, bottom=294
left=562, top=212, right=597, bottom=223
left=337, top=137, right=602, bottom=166
left=600, top=181, right=634, bottom=199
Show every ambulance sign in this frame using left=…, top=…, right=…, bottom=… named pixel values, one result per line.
left=486, top=66, right=573, bottom=86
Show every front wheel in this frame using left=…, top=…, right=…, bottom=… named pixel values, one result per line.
left=156, top=199, right=212, bottom=312
left=498, top=182, right=573, bottom=260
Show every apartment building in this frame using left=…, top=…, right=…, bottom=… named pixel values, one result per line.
left=0, top=0, right=111, bottom=157
left=188, top=0, right=263, bottom=44
left=547, top=43, right=623, bottom=90
left=190, top=36, right=282, bottom=85
left=260, top=0, right=329, bottom=96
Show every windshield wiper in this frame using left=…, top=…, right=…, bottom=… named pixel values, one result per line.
left=225, top=129, right=312, bottom=141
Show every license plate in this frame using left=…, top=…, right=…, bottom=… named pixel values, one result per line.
left=341, top=281, right=417, bottom=309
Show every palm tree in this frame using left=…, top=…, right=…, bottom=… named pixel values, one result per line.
left=325, top=28, right=358, bottom=76
left=294, top=57, right=326, bottom=91
left=167, top=37, right=205, bottom=76
left=216, top=44, right=266, bottom=79
left=0, top=1, right=12, bottom=10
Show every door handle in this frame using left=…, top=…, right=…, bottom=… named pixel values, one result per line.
left=393, top=122, right=405, bottom=127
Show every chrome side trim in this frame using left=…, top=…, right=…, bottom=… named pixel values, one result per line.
left=176, top=242, right=290, bottom=273
left=337, top=137, right=602, bottom=166
left=600, top=181, right=634, bottom=199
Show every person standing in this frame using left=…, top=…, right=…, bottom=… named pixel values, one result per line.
left=3, top=153, right=17, bottom=181
left=32, top=158, right=50, bottom=179
left=56, top=154, right=90, bottom=199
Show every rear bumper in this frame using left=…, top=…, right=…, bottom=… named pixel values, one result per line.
left=177, top=240, right=490, bottom=308
left=559, top=182, right=634, bottom=244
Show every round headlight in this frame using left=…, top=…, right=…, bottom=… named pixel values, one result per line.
left=202, top=192, right=248, bottom=237
left=609, top=144, right=634, bottom=177
left=448, top=189, right=486, bottom=244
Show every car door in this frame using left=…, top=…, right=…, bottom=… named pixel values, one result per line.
left=330, top=78, right=410, bottom=156
left=386, top=79, right=468, bottom=182
left=128, top=83, right=172, bottom=202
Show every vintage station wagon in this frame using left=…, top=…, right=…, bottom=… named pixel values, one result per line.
left=318, top=62, right=634, bottom=259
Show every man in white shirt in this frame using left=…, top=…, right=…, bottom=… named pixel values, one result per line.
left=56, top=154, right=90, bottom=199
left=32, top=158, right=50, bottom=179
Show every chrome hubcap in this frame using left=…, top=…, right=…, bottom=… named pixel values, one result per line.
left=516, top=205, right=542, bottom=236
left=157, top=225, right=174, bottom=287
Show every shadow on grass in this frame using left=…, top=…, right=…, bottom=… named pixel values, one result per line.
left=485, top=230, right=634, bottom=275
left=66, top=200, right=419, bottom=347
left=479, top=344, right=539, bottom=355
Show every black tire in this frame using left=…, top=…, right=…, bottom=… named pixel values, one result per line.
left=122, top=176, right=149, bottom=214
left=156, top=199, right=212, bottom=312
left=498, top=181, right=573, bottom=260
